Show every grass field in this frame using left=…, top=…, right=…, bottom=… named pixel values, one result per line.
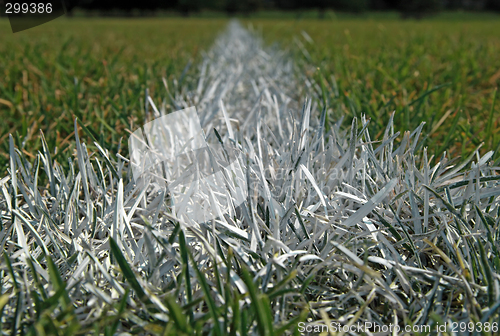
left=1, top=16, right=499, bottom=175
left=0, top=18, right=227, bottom=174
left=250, top=18, right=500, bottom=162
left=1, top=15, right=500, bottom=335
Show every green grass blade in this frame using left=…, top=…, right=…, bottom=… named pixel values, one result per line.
left=109, top=237, right=150, bottom=305
left=187, top=249, right=222, bottom=336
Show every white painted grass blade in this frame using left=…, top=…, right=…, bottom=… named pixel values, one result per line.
left=342, top=178, right=398, bottom=228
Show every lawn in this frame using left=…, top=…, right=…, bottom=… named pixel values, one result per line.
left=1, top=17, right=499, bottom=173
left=1, top=14, right=500, bottom=335
left=0, top=18, right=227, bottom=174
left=250, top=18, right=500, bottom=162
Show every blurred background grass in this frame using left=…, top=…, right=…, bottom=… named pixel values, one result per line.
left=0, top=18, right=226, bottom=173
left=1, top=15, right=499, bottom=175
left=251, top=18, right=500, bottom=162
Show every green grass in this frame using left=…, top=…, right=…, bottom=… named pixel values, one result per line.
left=1, top=16, right=500, bottom=335
left=2, top=17, right=500, bottom=172
left=0, top=18, right=227, bottom=175
left=249, top=18, right=500, bottom=161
